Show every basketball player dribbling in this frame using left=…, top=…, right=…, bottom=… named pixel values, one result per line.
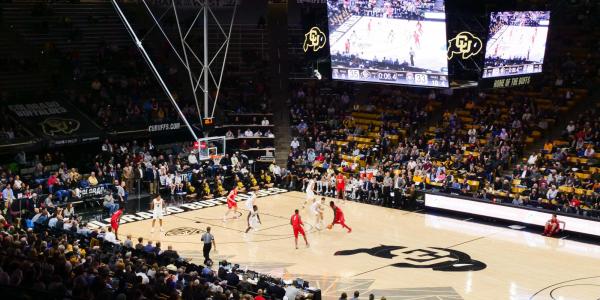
left=223, top=187, right=239, bottom=222
left=245, top=205, right=261, bottom=233
left=328, top=201, right=352, bottom=233
left=291, top=209, right=309, bottom=249
left=303, top=176, right=316, bottom=208
left=151, top=194, right=165, bottom=233
left=413, top=30, right=421, bottom=48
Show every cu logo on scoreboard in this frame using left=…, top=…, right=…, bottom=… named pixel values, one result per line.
left=447, top=31, right=483, bottom=60
left=303, top=26, right=327, bottom=53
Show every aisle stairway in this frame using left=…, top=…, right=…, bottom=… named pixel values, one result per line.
left=266, top=2, right=291, bottom=166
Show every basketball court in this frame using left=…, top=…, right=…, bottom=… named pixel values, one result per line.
left=118, top=191, right=600, bottom=300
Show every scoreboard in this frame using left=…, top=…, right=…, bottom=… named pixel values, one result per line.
left=332, top=68, right=449, bottom=87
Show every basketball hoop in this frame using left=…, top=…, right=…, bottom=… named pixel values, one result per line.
left=211, top=154, right=223, bottom=166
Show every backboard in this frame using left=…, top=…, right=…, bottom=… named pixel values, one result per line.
left=197, top=136, right=227, bottom=161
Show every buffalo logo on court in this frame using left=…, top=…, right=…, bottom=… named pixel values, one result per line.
left=303, top=26, right=327, bottom=53
left=447, top=31, right=482, bottom=60
left=40, top=118, right=80, bottom=136
left=165, top=227, right=204, bottom=236
left=335, top=245, right=486, bottom=272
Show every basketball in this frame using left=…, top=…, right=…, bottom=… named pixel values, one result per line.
left=327, top=224, right=333, bottom=230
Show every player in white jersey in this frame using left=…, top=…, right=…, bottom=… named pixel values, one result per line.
left=303, top=177, right=316, bottom=208
left=245, top=192, right=256, bottom=211
left=151, top=195, right=165, bottom=233
left=245, top=205, right=261, bottom=233
left=311, top=197, right=325, bottom=230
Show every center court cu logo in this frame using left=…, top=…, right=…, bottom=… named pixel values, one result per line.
left=303, top=26, right=327, bottom=53
left=335, top=245, right=486, bottom=272
left=165, top=227, right=205, bottom=236
left=447, top=31, right=483, bottom=60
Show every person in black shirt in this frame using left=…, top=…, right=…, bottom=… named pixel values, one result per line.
left=161, top=245, right=180, bottom=262
left=225, top=268, right=240, bottom=286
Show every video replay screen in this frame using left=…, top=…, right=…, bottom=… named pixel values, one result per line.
left=326, top=0, right=448, bottom=87
left=483, top=11, right=550, bottom=78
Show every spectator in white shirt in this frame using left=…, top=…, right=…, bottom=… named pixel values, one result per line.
left=63, top=203, right=75, bottom=219
left=77, top=223, right=92, bottom=236
left=291, top=138, right=300, bottom=150
left=231, top=154, right=239, bottom=167
left=116, top=181, right=127, bottom=203
left=284, top=283, right=299, bottom=300
left=48, top=214, right=59, bottom=228
left=104, top=227, right=118, bottom=243
left=254, top=131, right=262, bottom=137
left=13, top=175, right=23, bottom=191
left=566, top=121, right=576, bottom=134
left=273, top=164, right=281, bottom=177
left=265, top=129, right=274, bottom=137
left=63, top=219, right=75, bottom=231
left=136, top=267, right=150, bottom=284
left=45, top=194, right=56, bottom=210
left=527, top=153, right=538, bottom=165
left=261, top=117, right=269, bottom=126
left=225, top=130, right=234, bottom=138
left=188, top=151, right=199, bottom=165
left=547, top=185, right=558, bottom=200
left=245, top=128, right=254, bottom=137
left=584, top=145, right=595, bottom=158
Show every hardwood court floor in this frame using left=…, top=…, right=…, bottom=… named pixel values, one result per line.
left=118, top=191, right=600, bottom=300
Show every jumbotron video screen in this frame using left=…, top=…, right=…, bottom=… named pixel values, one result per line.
left=483, top=11, right=550, bottom=78
left=326, top=0, right=448, bottom=87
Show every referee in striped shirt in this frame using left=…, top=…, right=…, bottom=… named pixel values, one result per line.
left=201, top=226, right=216, bottom=265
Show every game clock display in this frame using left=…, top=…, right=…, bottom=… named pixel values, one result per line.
left=482, top=11, right=550, bottom=78
left=332, top=68, right=448, bottom=87
left=326, top=0, right=448, bottom=87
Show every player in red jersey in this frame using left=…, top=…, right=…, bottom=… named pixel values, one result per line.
left=336, top=173, right=346, bottom=202
left=416, top=20, right=423, bottom=34
left=110, top=209, right=123, bottom=240
left=291, top=209, right=309, bottom=249
left=413, top=31, right=421, bottom=48
left=328, top=201, right=351, bottom=233
left=543, top=214, right=565, bottom=237
left=344, top=38, right=350, bottom=54
left=223, top=187, right=239, bottom=221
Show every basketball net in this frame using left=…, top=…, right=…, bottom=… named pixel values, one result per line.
left=211, top=154, right=223, bottom=166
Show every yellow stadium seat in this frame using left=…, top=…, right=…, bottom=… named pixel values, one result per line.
left=558, top=186, right=574, bottom=193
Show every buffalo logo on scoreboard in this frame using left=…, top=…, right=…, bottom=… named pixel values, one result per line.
left=303, top=26, right=327, bottom=53
left=335, top=245, right=486, bottom=272
left=447, top=31, right=483, bottom=60
left=40, top=118, right=81, bottom=136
